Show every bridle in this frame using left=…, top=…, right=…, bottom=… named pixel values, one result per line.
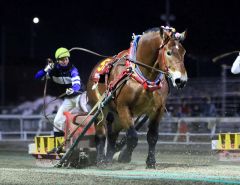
left=150, top=36, right=171, bottom=78
left=155, top=34, right=184, bottom=79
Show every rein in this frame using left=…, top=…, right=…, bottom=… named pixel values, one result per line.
left=42, top=77, right=66, bottom=133
left=159, top=37, right=171, bottom=73
left=126, top=56, right=170, bottom=77
left=42, top=41, right=171, bottom=133
left=69, top=45, right=171, bottom=80
left=127, top=36, right=172, bottom=79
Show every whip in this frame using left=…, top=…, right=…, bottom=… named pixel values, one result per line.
left=212, top=51, right=240, bottom=63
left=69, top=47, right=112, bottom=58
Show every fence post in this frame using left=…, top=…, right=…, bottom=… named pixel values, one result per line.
left=23, top=131, right=27, bottom=141
left=186, top=132, right=190, bottom=144
left=221, top=64, right=227, bottom=116
left=20, top=117, right=24, bottom=140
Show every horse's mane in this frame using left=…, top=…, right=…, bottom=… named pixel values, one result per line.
left=143, top=27, right=160, bottom=34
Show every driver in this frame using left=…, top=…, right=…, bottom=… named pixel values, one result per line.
left=35, top=47, right=84, bottom=137
left=231, top=53, right=240, bottom=74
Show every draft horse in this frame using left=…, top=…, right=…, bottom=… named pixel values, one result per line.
left=87, top=26, right=187, bottom=168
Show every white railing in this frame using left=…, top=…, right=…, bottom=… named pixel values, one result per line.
left=0, top=131, right=53, bottom=141
left=0, top=114, right=51, bottom=141
left=0, top=115, right=239, bottom=143
left=136, top=132, right=216, bottom=145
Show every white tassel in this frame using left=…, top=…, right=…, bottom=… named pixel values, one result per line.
left=92, top=82, right=98, bottom=90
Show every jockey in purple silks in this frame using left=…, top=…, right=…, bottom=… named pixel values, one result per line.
left=35, top=47, right=84, bottom=137
left=231, top=53, right=240, bottom=74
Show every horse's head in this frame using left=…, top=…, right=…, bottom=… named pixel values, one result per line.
left=158, top=26, right=188, bottom=89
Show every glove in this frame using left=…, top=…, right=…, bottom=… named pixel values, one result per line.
left=66, top=88, right=74, bottom=95
left=44, top=62, right=54, bottom=72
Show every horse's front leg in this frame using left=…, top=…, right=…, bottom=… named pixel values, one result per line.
left=94, top=121, right=106, bottom=166
left=146, top=115, right=161, bottom=169
left=117, top=106, right=138, bottom=163
left=105, top=113, right=119, bottom=163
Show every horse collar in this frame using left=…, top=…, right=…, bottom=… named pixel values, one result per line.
left=125, top=36, right=170, bottom=91
left=125, top=59, right=164, bottom=91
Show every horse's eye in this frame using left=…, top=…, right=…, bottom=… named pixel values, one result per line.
left=166, top=51, right=172, bottom=56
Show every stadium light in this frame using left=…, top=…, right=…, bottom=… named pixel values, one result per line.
left=33, top=17, right=39, bottom=24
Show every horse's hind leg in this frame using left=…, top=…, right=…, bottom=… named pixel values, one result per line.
left=146, top=120, right=159, bottom=169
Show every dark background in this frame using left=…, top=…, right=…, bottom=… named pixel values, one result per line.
left=0, top=0, right=239, bottom=106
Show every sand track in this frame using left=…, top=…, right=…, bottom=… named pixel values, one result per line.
left=1, top=151, right=240, bottom=185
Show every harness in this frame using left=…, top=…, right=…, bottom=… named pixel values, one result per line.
left=92, top=34, right=170, bottom=92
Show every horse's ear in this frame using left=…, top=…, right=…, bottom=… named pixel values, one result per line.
left=159, top=26, right=168, bottom=41
left=160, top=26, right=164, bottom=39
left=179, top=29, right=187, bottom=41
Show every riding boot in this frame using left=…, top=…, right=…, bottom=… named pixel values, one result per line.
left=54, top=131, right=65, bottom=137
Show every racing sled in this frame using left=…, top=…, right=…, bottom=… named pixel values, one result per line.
left=28, top=112, right=96, bottom=167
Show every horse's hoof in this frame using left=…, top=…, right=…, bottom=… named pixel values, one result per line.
left=105, top=157, right=113, bottom=164
left=146, top=164, right=156, bottom=169
left=96, top=159, right=107, bottom=168
left=54, top=162, right=62, bottom=168
left=97, top=163, right=107, bottom=169
left=113, top=151, right=120, bottom=162
left=118, top=151, right=132, bottom=163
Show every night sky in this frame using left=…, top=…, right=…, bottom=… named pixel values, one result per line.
left=0, top=0, right=240, bottom=104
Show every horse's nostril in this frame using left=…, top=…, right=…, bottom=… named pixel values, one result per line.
left=175, top=78, right=187, bottom=89
left=175, top=78, right=181, bottom=84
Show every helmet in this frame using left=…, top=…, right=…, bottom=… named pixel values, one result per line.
left=55, top=47, right=70, bottom=59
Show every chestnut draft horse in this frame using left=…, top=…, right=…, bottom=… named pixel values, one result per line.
left=87, top=26, right=187, bottom=168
